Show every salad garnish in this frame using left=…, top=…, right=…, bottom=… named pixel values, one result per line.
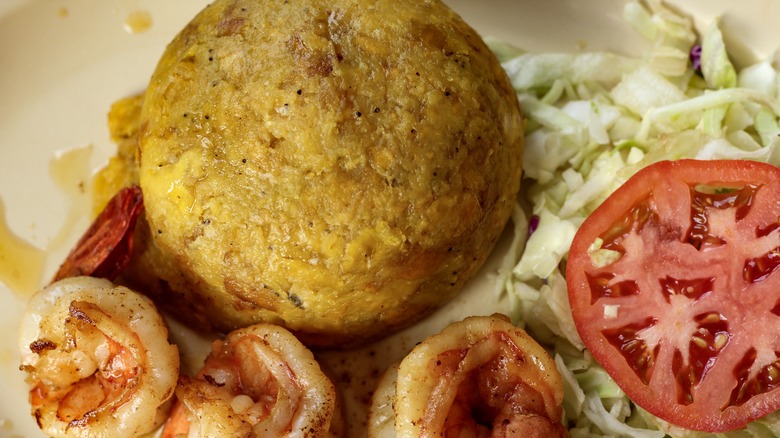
left=492, top=0, right=780, bottom=436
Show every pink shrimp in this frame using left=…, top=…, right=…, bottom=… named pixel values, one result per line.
left=369, top=314, right=568, bottom=437
left=161, top=323, right=341, bottom=437
left=19, top=276, right=179, bottom=438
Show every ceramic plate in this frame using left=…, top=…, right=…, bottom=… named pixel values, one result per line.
left=1, top=1, right=779, bottom=436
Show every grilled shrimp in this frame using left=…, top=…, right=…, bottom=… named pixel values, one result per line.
left=160, top=323, right=339, bottom=438
left=368, top=314, right=568, bottom=438
left=18, top=276, right=180, bottom=438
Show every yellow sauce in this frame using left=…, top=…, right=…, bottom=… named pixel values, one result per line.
left=124, top=10, right=152, bottom=34
left=47, top=145, right=94, bottom=253
left=0, top=145, right=94, bottom=297
left=0, top=200, right=45, bottom=297
left=50, top=145, right=92, bottom=195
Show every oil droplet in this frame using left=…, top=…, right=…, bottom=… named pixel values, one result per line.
left=0, top=418, right=24, bottom=438
left=57, top=7, right=69, bottom=18
left=0, top=418, right=13, bottom=430
left=47, top=145, right=93, bottom=253
left=0, top=198, right=45, bottom=297
left=0, top=344, right=11, bottom=363
left=123, top=10, right=152, bottom=34
left=50, top=145, right=92, bottom=195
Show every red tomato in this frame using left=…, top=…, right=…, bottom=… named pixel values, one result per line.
left=566, top=159, right=780, bottom=432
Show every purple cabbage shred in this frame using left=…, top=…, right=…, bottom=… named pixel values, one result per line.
left=690, top=44, right=702, bottom=74
left=528, top=214, right=540, bottom=236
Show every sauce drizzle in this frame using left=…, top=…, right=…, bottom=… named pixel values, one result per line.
left=0, top=198, right=44, bottom=297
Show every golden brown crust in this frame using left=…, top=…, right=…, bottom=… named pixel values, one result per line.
left=92, top=94, right=143, bottom=216
left=130, top=0, right=523, bottom=347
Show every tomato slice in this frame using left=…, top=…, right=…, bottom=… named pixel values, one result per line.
left=566, top=159, right=780, bottom=432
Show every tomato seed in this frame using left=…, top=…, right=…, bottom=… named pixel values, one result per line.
left=768, top=365, right=780, bottom=382
left=744, top=249, right=780, bottom=283
left=587, top=272, right=640, bottom=304
left=687, top=184, right=759, bottom=251
left=691, top=336, right=708, bottom=349
left=713, top=333, right=728, bottom=350
left=602, top=318, right=657, bottom=385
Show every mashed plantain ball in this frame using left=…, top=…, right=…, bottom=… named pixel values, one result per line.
left=132, top=0, right=523, bottom=347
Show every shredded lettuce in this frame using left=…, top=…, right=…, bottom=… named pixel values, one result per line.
left=492, top=1, right=780, bottom=436
left=512, top=208, right=577, bottom=281
left=738, top=61, right=777, bottom=95
left=579, top=393, right=666, bottom=438
left=700, top=18, right=737, bottom=89
left=611, top=67, right=688, bottom=116
left=502, top=52, right=640, bottom=91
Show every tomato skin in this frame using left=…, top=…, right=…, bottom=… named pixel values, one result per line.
left=566, top=159, right=780, bottom=432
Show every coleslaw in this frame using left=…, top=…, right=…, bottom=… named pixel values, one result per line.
left=492, top=0, right=780, bottom=436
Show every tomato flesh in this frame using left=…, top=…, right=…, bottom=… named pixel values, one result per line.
left=566, top=159, right=780, bottom=432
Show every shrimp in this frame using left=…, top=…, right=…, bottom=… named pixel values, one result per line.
left=367, top=361, right=398, bottom=438
left=18, top=276, right=180, bottom=438
left=368, top=314, right=568, bottom=438
left=160, top=323, right=340, bottom=438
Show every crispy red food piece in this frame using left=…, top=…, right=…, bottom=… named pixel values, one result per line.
left=51, top=185, right=143, bottom=283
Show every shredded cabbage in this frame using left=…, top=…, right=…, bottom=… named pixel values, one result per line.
left=490, top=1, right=780, bottom=436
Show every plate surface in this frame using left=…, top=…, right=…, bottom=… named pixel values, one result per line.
left=1, top=0, right=778, bottom=436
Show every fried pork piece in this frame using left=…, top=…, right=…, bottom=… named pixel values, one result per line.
left=127, top=0, right=523, bottom=347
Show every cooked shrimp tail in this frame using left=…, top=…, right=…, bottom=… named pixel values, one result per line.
left=161, top=323, right=340, bottom=437
left=369, top=314, right=568, bottom=438
left=18, top=276, right=179, bottom=438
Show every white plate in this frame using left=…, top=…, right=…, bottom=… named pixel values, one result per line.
left=1, top=1, right=779, bottom=436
